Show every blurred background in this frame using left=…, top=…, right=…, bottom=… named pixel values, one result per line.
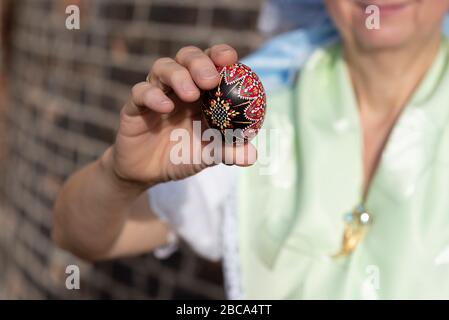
left=0, top=0, right=266, bottom=299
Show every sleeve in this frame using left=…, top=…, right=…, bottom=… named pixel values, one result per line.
left=147, top=164, right=238, bottom=261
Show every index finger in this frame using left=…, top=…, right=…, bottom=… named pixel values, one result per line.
left=205, top=44, right=239, bottom=67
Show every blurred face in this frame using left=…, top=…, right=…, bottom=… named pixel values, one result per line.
left=325, top=0, right=449, bottom=51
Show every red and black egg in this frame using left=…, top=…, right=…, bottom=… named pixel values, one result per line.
left=201, top=63, right=266, bottom=144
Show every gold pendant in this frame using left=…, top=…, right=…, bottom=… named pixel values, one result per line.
left=333, top=205, right=372, bottom=258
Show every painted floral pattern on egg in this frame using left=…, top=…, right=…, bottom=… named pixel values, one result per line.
left=201, top=63, right=266, bottom=143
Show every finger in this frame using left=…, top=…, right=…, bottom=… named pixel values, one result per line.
left=150, top=57, right=200, bottom=103
left=124, top=82, right=174, bottom=116
left=175, top=46, right=220, bottom=90
left=222, top=142, right=257, bottom=167
left=206, top=44, right=239, bottom=67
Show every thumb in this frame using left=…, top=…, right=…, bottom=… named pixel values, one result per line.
left=222, top=142, right=258, bottom=167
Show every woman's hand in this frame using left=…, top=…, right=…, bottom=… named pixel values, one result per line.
left=54, top=44, right=259, bottom=260
left=108, top=44, right=257, bottom=188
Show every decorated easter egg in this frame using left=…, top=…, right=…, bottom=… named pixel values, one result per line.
left=201, top=63, right=266, bottom=144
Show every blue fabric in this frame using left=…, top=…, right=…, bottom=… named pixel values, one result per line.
left=257, top=0, right=329, bottom=35
left=243, top=24, right=338, bottom=93
left=243, top=0, right=449, bottom=93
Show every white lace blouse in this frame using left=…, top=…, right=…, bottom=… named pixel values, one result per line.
left=147, top=165, right=242, bottom=299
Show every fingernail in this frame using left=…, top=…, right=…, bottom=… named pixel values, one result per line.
left=182, top=82, right=197, bottom=93
left=160, top=98, right=172, bottom=105
left=199, top=68, right=219, bottom=80
left=219, top=47, right=232, bottom=54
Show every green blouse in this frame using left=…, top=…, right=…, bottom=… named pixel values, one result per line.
left=238, top=37, right=449, bottom=299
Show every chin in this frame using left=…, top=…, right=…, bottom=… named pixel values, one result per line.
left=354, top=25, right=416, bottom=51
left=348, top=0, right=422, bottom=51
